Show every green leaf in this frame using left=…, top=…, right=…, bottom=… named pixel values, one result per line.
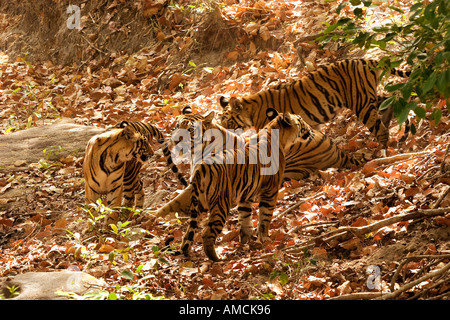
left=110, top=224, right=118, bottom=234
left=120, top=270, right=135, bottom=281
left=430, top=108, right=442, bottom=125
left=422, top=72, right=437, bottom=95
left=388, top=6, right=404, bottom=14
left=379, top=95, right=396, bottom=110
left=385, top=82, right=405, bottom=93
left=436, top=70, right=450, bottom=97
left=413, top=106, right=426, bottom=119
left=279, top=272, right=289, bottom=286
left=323, top=23, right=339, bottom=34
left=353, top=7, right=364, bottom=17
left=108, top=292, right=118, bottom=300
left=401, top=82, right=413, bottom=100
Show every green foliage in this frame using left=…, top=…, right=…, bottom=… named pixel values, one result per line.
left=318, top=0, right=450, bottom=125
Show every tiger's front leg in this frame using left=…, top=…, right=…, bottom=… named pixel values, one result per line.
left=105, top=186, right=124, bottom=226
left=122, top=179, right=144, bottom=213
left=237, top=202, right=253, bottom=244
left=256, top=195, right=278, bottom=243
left=360, top=101, right=389, bottom=150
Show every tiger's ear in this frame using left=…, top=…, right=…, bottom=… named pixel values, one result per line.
left=182, top=105, right=192, bottom=114
left=122, top=124, right=137, bottom=140
left=114, top=120, right=129, bottom=128
left=219, top=96, right=229, bottom=108
left=229, top=97, right=243, bottom=112
left=281, top=113, right=294, bottom=127
left=266, top=108, right=279, bottom=121
left=204, top=111, right=215, bottom=123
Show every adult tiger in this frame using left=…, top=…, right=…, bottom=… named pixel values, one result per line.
left=176, top=106, right=364, bottom=181
left=112, top=121, right=188, bottom=210
left=84, top=123, right=153, bottom=226
left=155, top=108, right=312, bottom=261
left=219, top=59, right=410, bottom=149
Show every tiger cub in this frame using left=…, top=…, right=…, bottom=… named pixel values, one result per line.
left=220, top=59, right=409, bottom=149
left=156, top=108, right=311, bottom=261
left=112, top=121, right=188, bottom=210
left=176, top=106, right=364, bottom=181
left=84, top=123, right=152, bottom=225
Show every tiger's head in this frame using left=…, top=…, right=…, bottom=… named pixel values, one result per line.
left=219, top=96, right=254, bottom=130
left=115, top=121, right=153, bottom=162
left=265, top=108, right=312, bottom=152
left=175, top=106, right=215, bottom=132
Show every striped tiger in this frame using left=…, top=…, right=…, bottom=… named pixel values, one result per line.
left=156, top=108, right=311, bottom=261
left=111, top=121, right=188, bottom=208
left=83, top=123, right=153, bottom=226
left=219, top=59, right=410, bottom=149
left=176, top=106, right=364, bottom=181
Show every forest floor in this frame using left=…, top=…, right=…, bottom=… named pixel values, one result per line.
left=0, top=0, right=449, bottom=300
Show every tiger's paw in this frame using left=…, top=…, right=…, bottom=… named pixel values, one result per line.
left=239, top=228, right=254, bottom=244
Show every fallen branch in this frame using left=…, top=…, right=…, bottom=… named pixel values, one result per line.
left=284, top=207, right=450, bottom=255
left=328, top=292, right=385, bottom=300
left=390, top=254, right=450, bottom=292
left=432, top=186, right=450, bottom=209
left=378, top=261, right=450, bottom=300
left=273, top=190, right=325, bottom=222
left=288, top=220, right=339, bottom=235
left=329, top=258, right=450, bottom=300
left=368, top=151, right=431, bottom=166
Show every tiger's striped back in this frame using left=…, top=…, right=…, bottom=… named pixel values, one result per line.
left=176, top=107, right=365, bottom=181
left=284, top=125, right=365, bottom=180
left=220, top=59, right=409, bottom=148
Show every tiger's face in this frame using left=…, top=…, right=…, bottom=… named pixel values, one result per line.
left=111, top=121, right=153, bottom=162
left=174, top=106, right=215, bottom=147
left=265, top=108, right=312, bottom=152
left=135, top=135, right=153, bottom=162
left=219, top=96, right=253, bottom=130
left=119, top=125, right=153, bottom=163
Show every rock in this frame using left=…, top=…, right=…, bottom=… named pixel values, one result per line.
left=0, top=271, right=106, bottom=300
left=13, top=160, right=27, bottom=167
left=0, top=118, right=103, bottom=171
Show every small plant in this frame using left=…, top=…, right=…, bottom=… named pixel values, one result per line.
left=7, top=285, right=20, bottom=299
left=43, top=145, right=63, bottom=160
left=79, top=199, right=110, bottom=231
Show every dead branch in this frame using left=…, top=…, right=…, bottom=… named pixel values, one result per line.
left=368, top=151, right=431, bottom=166
left=288, top=220, right=339, bottom=234
left=273, top=190, right=325, bottom=222
left=390, top=254, right=450, bottom=292
left=378, top=261, right=450, bottom=300
left=329, top=259, right=450, bottom=300
left=284, top=208, right=450, bottom=255
left=328, top=292, right=385, bottom=300
left=432, top=186, right=450, bottom=209
left=441, top=143, right=450, bottom=174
